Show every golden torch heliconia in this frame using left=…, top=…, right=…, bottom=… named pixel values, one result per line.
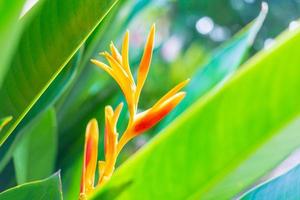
left=79, top=24, right=189, bottom=199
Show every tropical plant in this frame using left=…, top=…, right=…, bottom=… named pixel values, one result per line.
left=1, top=1, right=300, bottom=200
left=79, top=24, right=188, bottom=199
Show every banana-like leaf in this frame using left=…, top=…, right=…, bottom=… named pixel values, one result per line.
left=0, top=46, right=84, bottom=173
left=62, top=154, right=82, bottom=200
left=240, top=141, right=300, bottom=199
left=0, top=172, right=62, bottom=200
left=0, top=0, right=26, bottom=86
left=90, top=22, right=300, bottom=199
left=159, top=4, right=267, bottom=129
left=0, top=0, right=119, bottom=146
left=0, top=117, right=12, bottom=132
left=18, top=47, right=83, bottom=131
left=13, top=108, right=57, bottom=184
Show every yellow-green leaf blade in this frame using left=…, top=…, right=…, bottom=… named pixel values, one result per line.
left=13, top=108, right=57, bottom=184
left=0, top=0, right=118, bottom=146
left=0, top=0, right=26, bottom=86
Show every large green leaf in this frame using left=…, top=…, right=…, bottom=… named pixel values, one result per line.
left=0, top=0, right=26, bottom=86
left=0, top=172, right=62, bottom=200
left=0, top=0, right=119, bottom=146
left=159, top=4, right=267, bottom=129
left=13, top=108, right=57, bottom=184
left=62, top=154, right=82, bottom=200
left=0, top=47, right=84, bottom=173
left=90, top=21, right=300, bottom=199
left=18, top=47, right=83, bottom=131
left=240, top=159, right=300, bottom=199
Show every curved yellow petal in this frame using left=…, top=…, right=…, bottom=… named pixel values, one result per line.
left=103, top=53, right=136, bottom=111
left=122, top=30, right=134, bottom=83
left=91, top=58, right=133, bottom=112
left=136, top=24, right=155, bottom=103
left=104, top=106, right=118, bottom=161
left=97, top=161, right=106, bottom=185
left=152, top=79, right=190, bottom=110
left=92, top=58, right=129, bottom=97
left=91, top=59, right=115, bottom=79
left=112, top=102, right=123, bottom=127
left=103, top=52, right=129, bottom=81
left=110, top=41, right=122, bottom=64
left=105, top=105, right=114, bottom=119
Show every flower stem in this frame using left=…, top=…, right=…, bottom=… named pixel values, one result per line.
left=117, top=130, right=132, bottom=155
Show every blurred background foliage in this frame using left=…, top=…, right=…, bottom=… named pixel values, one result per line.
left=1, top=0, right=300, bottom=199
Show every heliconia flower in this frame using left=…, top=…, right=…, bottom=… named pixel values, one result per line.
left=80, top=119, right=99, bottom=199
left=80, top=24, right=189, bottom=198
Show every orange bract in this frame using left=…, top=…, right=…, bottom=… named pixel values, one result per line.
left=133, top=91, right=186, bottom=134
left=80, top=119, right=99, bottom=199
left=80, top=24, right=189, bottom=199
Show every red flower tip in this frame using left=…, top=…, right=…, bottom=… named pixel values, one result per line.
left=133, top=91, right=186, bottom=134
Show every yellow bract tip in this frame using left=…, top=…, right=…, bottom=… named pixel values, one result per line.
left=99, top=52, right=106, bottom=56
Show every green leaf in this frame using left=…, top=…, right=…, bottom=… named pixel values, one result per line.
left=160, top=4, right=267, bottom=129
left=0, top=0, right=26, bottom=86
left=62, top=155, right=82, bottom=200
left=13, top=108, right=57, bottom=184
left=79, top=1, right=124, bottom=69
left=0, top=117, right=13, bottom=132
left=240, top=161, right=300, bottom=199
left=0, top=45, right=83, bottom=173
left=90, top=19, right=300, bottom=200
left=19, top=47, right=83, bottom=130
left=0, top=0, right=119, bottom=146
left=0, top=172, right=62, bottom=200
